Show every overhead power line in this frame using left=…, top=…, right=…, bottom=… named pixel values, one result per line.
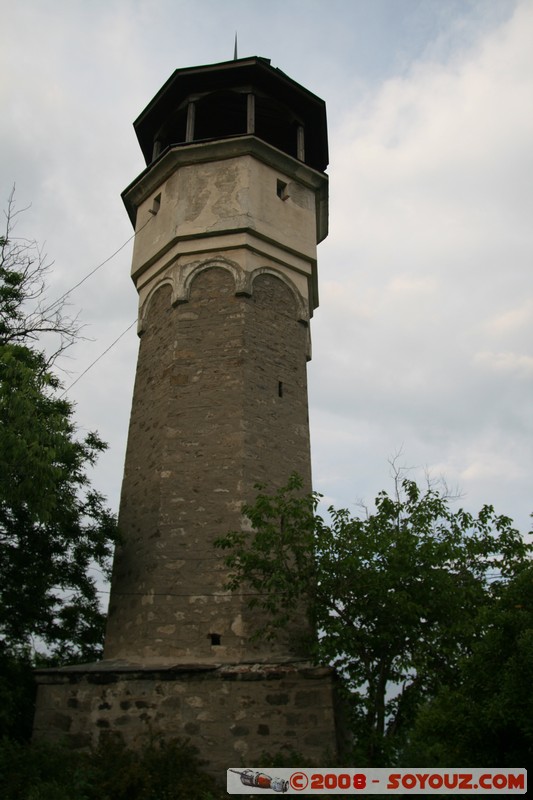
left=50, top=215, right=153, bottom=396
left=44, top=216, right=152, bottom=317
left=61, top=319, right=137, bottom=397
left=96, top=588, right=290, bottom=598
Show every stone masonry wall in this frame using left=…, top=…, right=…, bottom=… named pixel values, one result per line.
left=34, top=664, right=338, bottom=781
left=104, top=265, right=314, bottom=664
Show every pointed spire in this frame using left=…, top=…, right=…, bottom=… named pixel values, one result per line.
left=233, top=32, right=238, bottom=60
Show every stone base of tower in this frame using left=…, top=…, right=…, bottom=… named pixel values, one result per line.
left=33, top=660, right=340, bottom=779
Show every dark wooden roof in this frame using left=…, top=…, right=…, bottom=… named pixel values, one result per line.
left=133, top=56, right=328, bottom=172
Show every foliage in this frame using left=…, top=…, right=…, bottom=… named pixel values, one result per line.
left=0, top=341, right=116, bottom=661
left=219, top=474, right=318, bottom=640
left=215, top=474, right=531, bottom=765
left=0, top=736, right=227, bottom=800
left=0, top=192, right=118, bottom=729
left=0, top=647, right=36, bottom=741
left=401, top=565, right=533, bottom=769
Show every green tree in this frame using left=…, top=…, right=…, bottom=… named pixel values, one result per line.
left=0, top=343, right=116, bottom=659
left=0, top=736, right=228, bottom=800
left=216, top=474, right=531, bottom=765
left=0, top=193, right=117, bottom=738
left=402, top=564, right=533, bottom=769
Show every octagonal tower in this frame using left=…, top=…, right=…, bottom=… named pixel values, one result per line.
left=104, top=56, right=328, bottom=664
left=34, top=57, right=339, bottom=776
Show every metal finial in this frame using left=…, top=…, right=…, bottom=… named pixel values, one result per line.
left=233, top=32, right=238, bottom=60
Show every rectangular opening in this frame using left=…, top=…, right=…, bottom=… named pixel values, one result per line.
left=150, top=193, right=161, bottom=216
left=276, top=179, right=288, bottom=200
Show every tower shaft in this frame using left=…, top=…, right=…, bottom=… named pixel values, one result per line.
left=104, top=137, right=326, bottom=664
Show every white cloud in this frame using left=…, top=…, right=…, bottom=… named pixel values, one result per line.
left=473, top=351, right=533, bottom=377
left=311, top=0, right=533, bottom=530
left=386, top=275, right=439, bottom=296
left=485, top=300, right=533, bottom=335
left=0, top=0, right=531, bottom=534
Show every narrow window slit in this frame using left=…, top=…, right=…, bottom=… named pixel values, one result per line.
left=278, top=381, right=283, bottom=398
left=276, top=179, right=289, bottom=200
left=208, top=633, right=221, bottom=646
left=149, top=193, right=161, bottom=215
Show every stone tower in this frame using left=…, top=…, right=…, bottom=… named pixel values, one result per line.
left=34, top=57, right=338, bottom=776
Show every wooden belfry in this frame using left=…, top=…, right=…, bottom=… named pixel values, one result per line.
left=34, top=57, right=338, bottom=775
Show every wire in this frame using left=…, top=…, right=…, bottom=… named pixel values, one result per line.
left=50, top=217, right=154, bottom=395
left=43, top=216, right=152, bottom=316
left=60, top=319, right=137, bottom=396
left=96, top=588, right=291, bottom=598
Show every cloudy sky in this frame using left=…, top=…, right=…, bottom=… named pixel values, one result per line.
left=1, top=0, right=532, bottom=541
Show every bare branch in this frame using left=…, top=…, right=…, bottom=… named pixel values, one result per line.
left=0, top=188, right=82, bottom=362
